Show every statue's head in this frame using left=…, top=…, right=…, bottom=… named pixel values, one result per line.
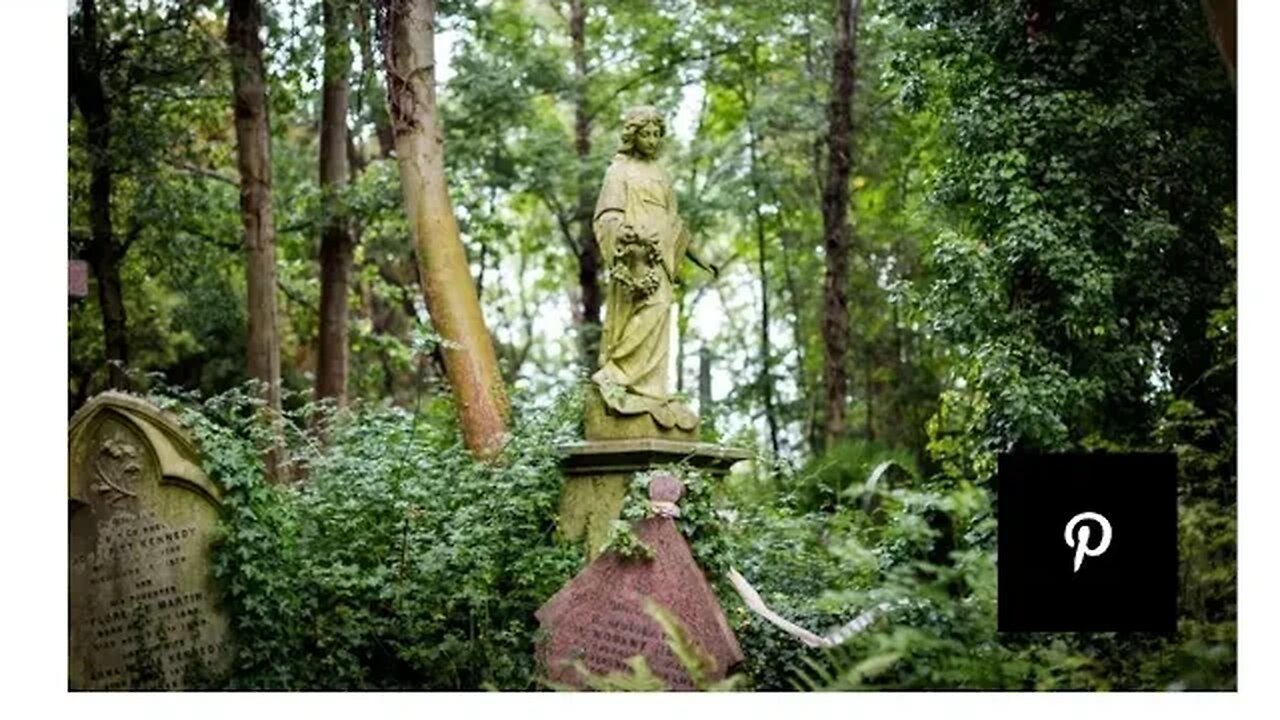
left=619, top=106, right=666, bottom=159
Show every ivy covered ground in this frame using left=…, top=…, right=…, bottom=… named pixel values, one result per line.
left=160, top=382, right=1234, bottom=691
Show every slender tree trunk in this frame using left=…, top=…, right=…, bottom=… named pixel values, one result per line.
left=864, top=347, right=874, bottom=440
left=380, top=0, right=510, bottom=458
left=782, top=228, right=819, bottom=453
left=571, top=0, right=604, bottom=371
left=820, top=0, right=859, bottom=448
left=70, top=0, right=129, bottom=390
left=89, top=242, right=129, bottom=390
left=698, top=346, right=712, bottom=420
left=746, top=119, right=780, bottom=457
left=317, top=0, right=355, bottom=405
left=355, top=3, right=396, bottom=158
left=228, top=0, right=284, bottom=479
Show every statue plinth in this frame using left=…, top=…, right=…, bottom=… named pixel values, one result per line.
left=556, top=436, right=750, bottom=560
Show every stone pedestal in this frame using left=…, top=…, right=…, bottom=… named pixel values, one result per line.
left=556, top=439, right=750, bottom=559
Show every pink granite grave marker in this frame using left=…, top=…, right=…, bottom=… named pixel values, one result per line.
left=535, top=471, right=743, bottom=690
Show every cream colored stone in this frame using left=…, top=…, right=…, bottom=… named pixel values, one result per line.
left=68, top=392, right=229, bottom=690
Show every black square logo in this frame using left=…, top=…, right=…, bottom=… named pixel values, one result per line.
left=997, top=453, right=1177, bottom=633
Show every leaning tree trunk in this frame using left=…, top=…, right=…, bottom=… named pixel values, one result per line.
left=820, top=0, right=859, bottom=449
left=570, top=0, right=604, bottom=372
left=1200, top=0, right=1235, bottom=88
left=380, top=0, right=510, bottom=458
left=70, top=0, right=129, bottom=391
left=317, top=0, right=355, bottom=405
left=228, top=0, right=284, bottom=480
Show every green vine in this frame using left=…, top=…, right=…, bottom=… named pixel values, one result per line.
left=600, top=519, right=655, bottom=561
left=604, top=466, right=735, bottom=579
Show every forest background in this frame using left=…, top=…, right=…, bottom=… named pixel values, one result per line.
left=64, top=0, right=1237, bottom=690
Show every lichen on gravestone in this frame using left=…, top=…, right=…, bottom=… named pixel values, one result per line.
left=68, top=392, right=230, bottom=690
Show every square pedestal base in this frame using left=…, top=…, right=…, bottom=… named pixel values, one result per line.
left=556, top=439, right=751, bottom=559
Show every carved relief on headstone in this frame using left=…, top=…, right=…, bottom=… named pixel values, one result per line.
left=536, top=472, right=743, bottom=689
left=69, top=392, right=229, bottom=690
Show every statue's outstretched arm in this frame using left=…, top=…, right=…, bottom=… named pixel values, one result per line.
left=685, top=245, right=719, bottom=279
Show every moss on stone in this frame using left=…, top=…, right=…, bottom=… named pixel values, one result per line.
left=557, top=473, right=629, bottom=560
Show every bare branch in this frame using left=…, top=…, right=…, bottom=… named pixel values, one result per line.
left=586, top=43, right=740, bottom=123
left=167, top=160, right=238, bottom=187
left=539, top=192, right=580, bottom=255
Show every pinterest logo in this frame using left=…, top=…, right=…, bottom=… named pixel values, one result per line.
left=999, top=453, right=1175, bottom=632
left=1063, top=511, right=1113, bottom=573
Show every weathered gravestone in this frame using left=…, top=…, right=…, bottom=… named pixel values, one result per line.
left=69, top=392, right=229, bottom=690
left=536, top=472, right=743, bottom=689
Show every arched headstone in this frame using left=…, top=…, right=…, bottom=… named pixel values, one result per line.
left=68, top=392, right=229, bottom=690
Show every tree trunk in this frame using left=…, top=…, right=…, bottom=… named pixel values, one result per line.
left=746, top=119, right=780, bottom=457
left=317, top=0, right=354, bottom=405
left=571, top=0, right=604, bottom=371
left=380, top=0, right=510, bottom=458
left=355, top=3, right=396, bottom=158
left=780, top=226, right=815, bottom=454
left=228, top=0, right=284, bottom=479
left=820, top=0, right=859, bottom=448
left=1200, top=0, right=1235, bottom=88
left=864, top=346, right=874, bottom=440
left=70, top=0, right=129, bottom=391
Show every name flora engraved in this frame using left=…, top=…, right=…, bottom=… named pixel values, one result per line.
left=69, top=393, right=230, bottom=691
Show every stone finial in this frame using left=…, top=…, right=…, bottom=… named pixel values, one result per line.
left=648, top=472, right=684, bottom=504
left=648, top=472, right=684, bottom=519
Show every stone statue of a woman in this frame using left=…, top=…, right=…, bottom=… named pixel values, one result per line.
left=588, top=106, right=718, bottom=438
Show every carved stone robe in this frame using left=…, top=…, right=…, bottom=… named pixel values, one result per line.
left=590, top=153, right=698, bottom=431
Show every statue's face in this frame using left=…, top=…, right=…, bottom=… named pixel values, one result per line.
left=634, top=121, right=663, bottom=158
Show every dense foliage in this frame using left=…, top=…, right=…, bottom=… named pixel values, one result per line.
left=166, top=385, right=580, bottom=689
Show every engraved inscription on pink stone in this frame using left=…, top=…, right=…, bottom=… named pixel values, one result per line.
left=536, top=474, right=743, bottom=690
